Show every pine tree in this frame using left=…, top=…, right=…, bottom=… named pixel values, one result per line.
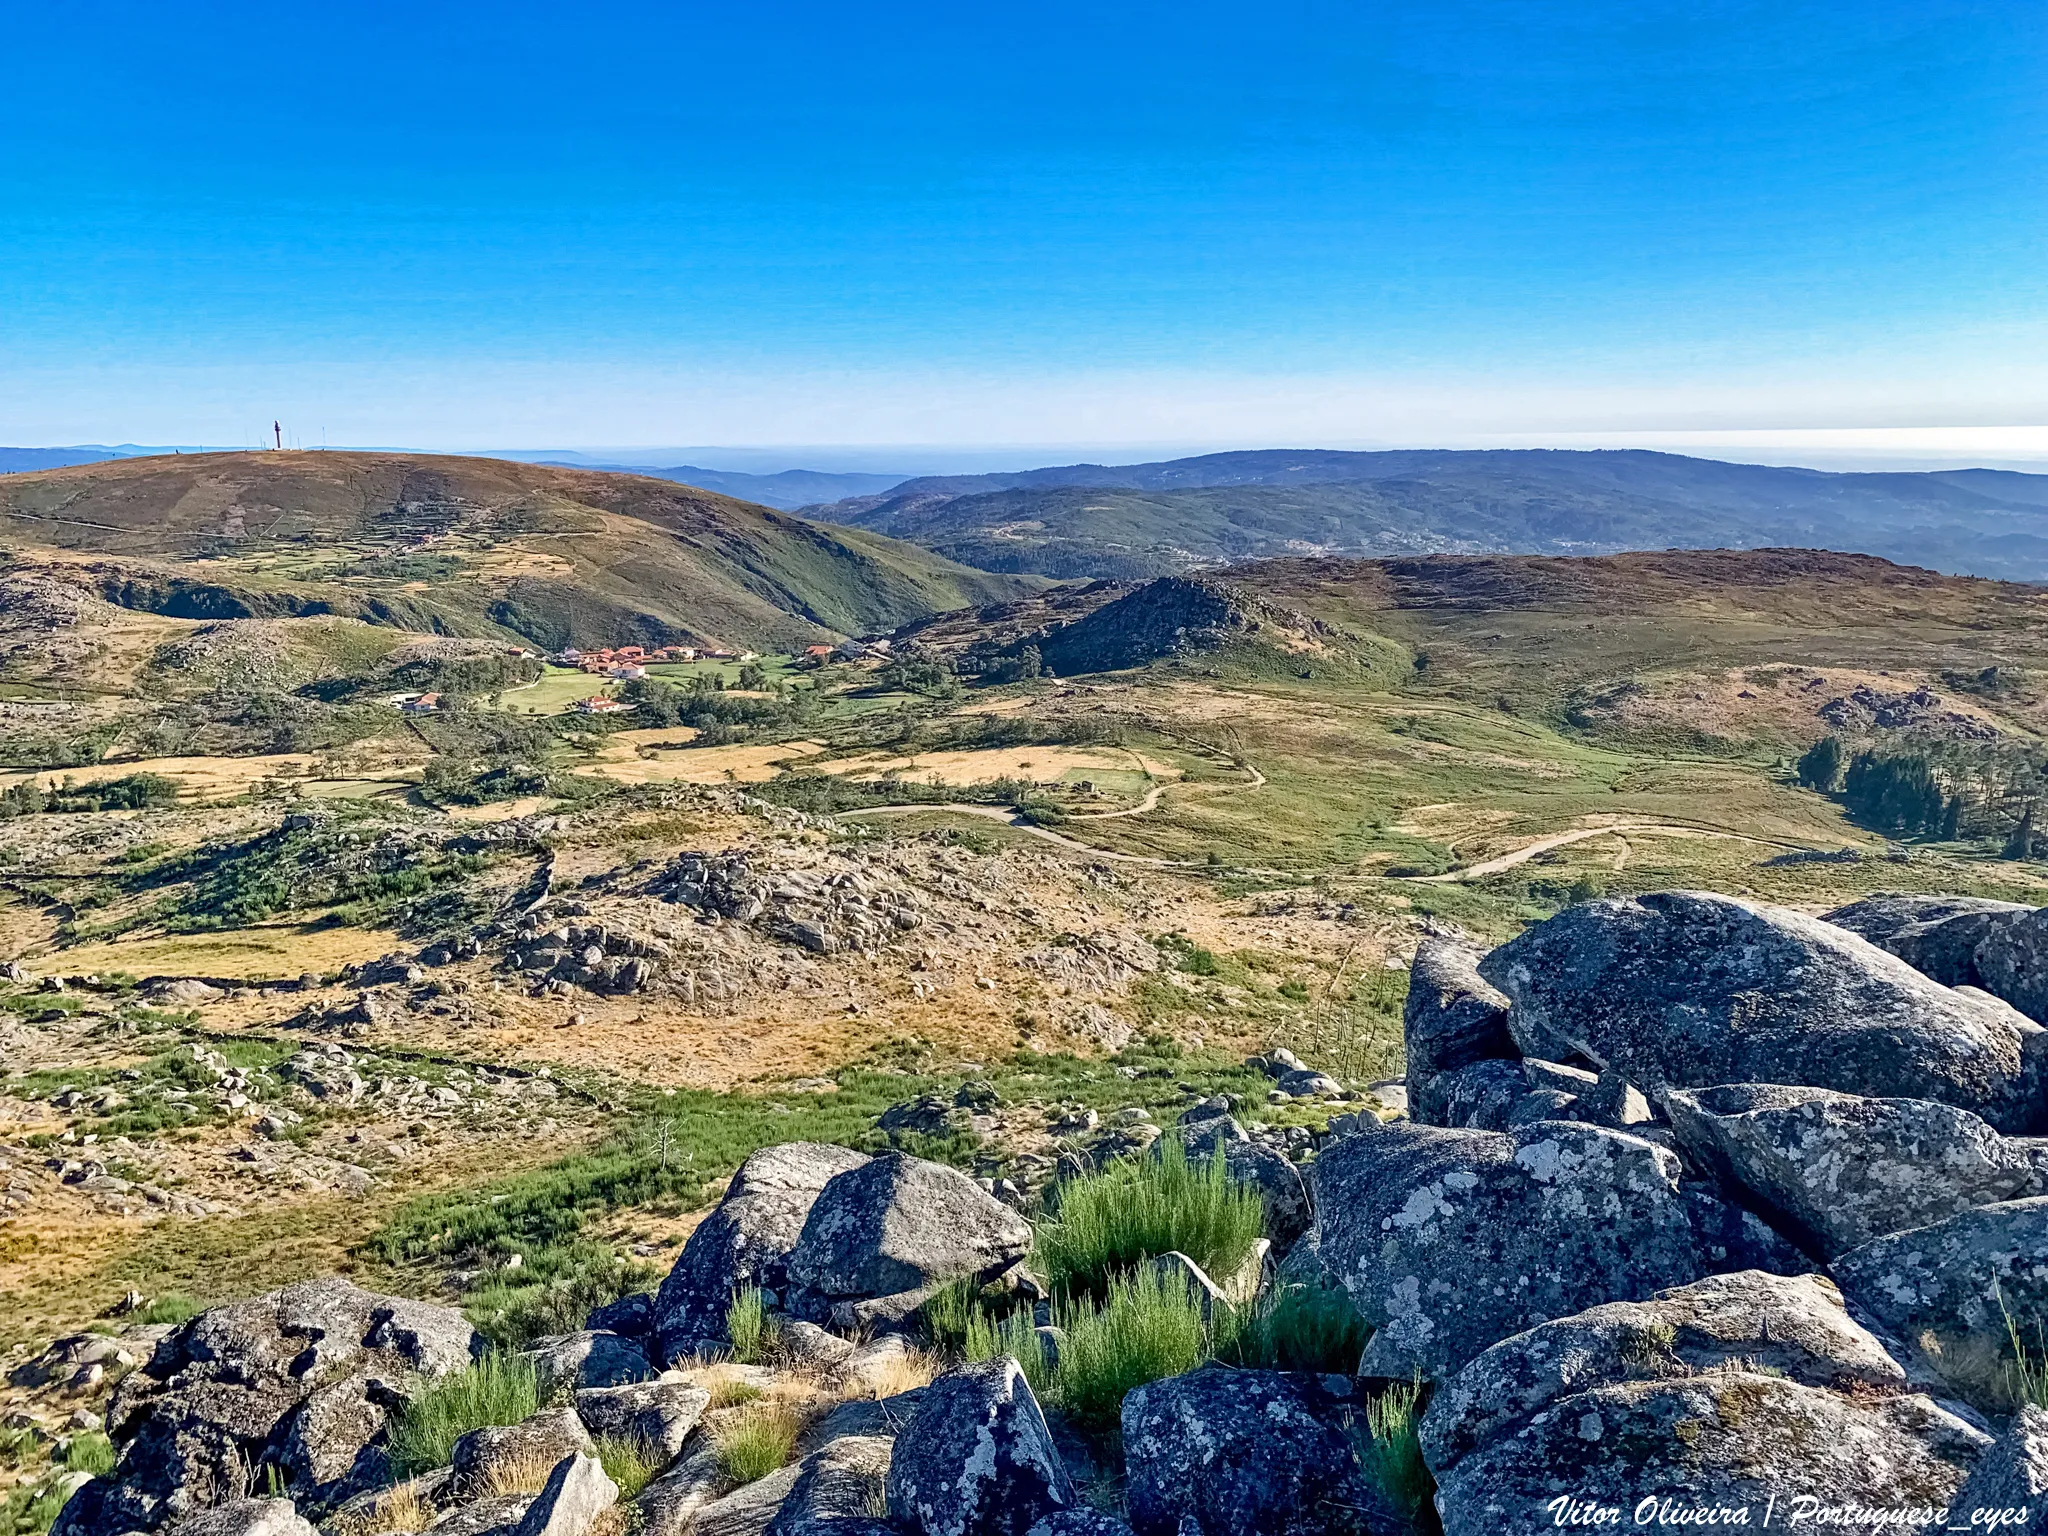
left=2008, top=802, right=2037, bottom=861
left=1796, top=736, right=1845, bottom=792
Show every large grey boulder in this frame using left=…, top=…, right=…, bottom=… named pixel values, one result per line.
left=160, top=1501, right=318, bottom=1536
left=885, top=1359, right=1074, bottom=1536
left=691, top=1464, right=803, bottom=1536
left=1429, top=1059, right=1528, bottom=1132
left=1822, top=894, right=2034, bottom=988
left=634, top=1439, right=728, bottom=1536
left=788, top=1154, right=1032, bottom=1312
left=1667, top=1083, right=2048, bottom=1257
left=1421, top=1270, right=1988, bottom=1534
left=766, top=1436, right=896, bottom=1536
left=513, top=1453, right=617, bottom=1536
left=59, top=1279, right=477, bottom=1536
left=523, top=1331, right=651, bottom=1395
left=1403, top=937, right=1518, bottom=1126
left=1834, top=1196, right=2048, bottom=1408
left=653, top=1142, right=870, bottom=1362
left=268, top=1374, right=403, bottom=1506
left=1952, top=1404, right=2048, bottom=1528
left=1420, top=1271, right=1908, bottom=1469
left=1976, top=909, right=2048, bottom=1025
left=1312, top=1119, right=1697, bottom=1379
left=451, top=1408, right=594, bottom=1497
left=1121, top=1367, right=1390, bottom=1536
left=1479, top=891, right=2047, bottom=1132
left=572, top=1381, right=709, bottom=1462
left=1677, top=1182, right=1813, bottom=1278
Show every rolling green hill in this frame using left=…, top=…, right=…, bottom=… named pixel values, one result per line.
left=0, top=451, right=1035, bottom=649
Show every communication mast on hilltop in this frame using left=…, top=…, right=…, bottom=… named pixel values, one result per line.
left=273, top=421, right=282, bottom=450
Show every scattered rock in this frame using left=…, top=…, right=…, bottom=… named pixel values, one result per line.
left=159, top=1499, right=318, bottom=1536
left=513, top=1452, right=616, bottom=1536
left=451, top=1408, right=593, bottom=1498
left=1823, top=894, right=2034, bottom=989
left=521, top=1332, right=651, bottom=1395
left=1951, top=1404, right=2048, bottom=1528
left=1404, top=937, right=1518, bottom=1126
left=571, top=1382, right=708, bottom=1461
left=786, top=1154, right=1032, bottom=1317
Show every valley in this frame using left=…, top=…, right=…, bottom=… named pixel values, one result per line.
left=7, top=452, right=2048, bottom=1536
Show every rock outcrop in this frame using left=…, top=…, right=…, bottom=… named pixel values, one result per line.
left=1479, top=891, right=2047, bottom=1132
left=652, top=1142, right=871, bottom=1362
left=1311, top=1119, right=1698, bottom=1379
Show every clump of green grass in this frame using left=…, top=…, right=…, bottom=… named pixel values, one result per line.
left=962, top=1306, right=1053, bottom=1398
left=593, top=1436, right=662, bottom=1499
left=1224, top=1277, right=1372, bottom=1374
left=1034, top=1136, right=1265, bottom=1300
left=0, top=1479, right=70, bottom=1536
left=135, top=1293, right=204, bottom=1326
left=1047, top=1266, right=1240, bottom=1439
left=1361, top=1380, right=1435, bottom=1531
left=1999, top=1286, right=2048, bottom=1408
left=62, top=1434, right=116, bottom=1477
left=725, top=1287, right=777, bottom=1365
left=386, top=1354, right=542, bottom=1476
left=717, top=1403, right=801, bottom=1485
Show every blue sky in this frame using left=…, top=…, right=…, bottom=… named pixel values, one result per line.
left=3, top=0, right=2045, bottom=459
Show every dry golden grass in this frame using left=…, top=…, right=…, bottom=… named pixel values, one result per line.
left=480, top=1447, right=570, bottom=1498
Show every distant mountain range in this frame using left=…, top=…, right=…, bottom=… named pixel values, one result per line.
left=801, top=448, right=2048, bottom=582
left=533, top=460, right=910, bottom=510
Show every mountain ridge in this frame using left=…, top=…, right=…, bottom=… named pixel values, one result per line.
left=803, top=447, right=2048, bottom=582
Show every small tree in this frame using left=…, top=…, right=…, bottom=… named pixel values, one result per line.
left=2008, top=802, right=2037, bottom=861
left=1796, top=735, right=1845, bottom=792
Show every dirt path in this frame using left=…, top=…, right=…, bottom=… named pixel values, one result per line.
left=1416, top=822, right=1789, bottom=882
left=838, top=759, right=1268, bottom=864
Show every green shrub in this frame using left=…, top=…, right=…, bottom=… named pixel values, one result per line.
left=135, top=1293, right=204, bottom=1326
left=962, top=1307, right=1053, bottom=1399
left=717, top=1403, right=800, bottom=1484
left=62, top=1434, right=116, bottom=1477
left=386, top=1354, right=542, bottom=1476
left=0, top=1479, right=70, bottom=1536
left=1225, top=1276, right=1372, bottom=1374
left=1034, top=1137, right=1265, bottom=1300
left=593, top=1435, right=662, bottom=1499
left=1361, top=1380, right=1435, bottom=1530
left=1047, top=1266, right=1237, bottom=1438
left=726, top=1287, right=777, bottom=1365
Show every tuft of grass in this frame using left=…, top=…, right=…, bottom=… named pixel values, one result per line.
left=1046, top=1265, right=1239, bottom=1439
left=725, top=1287, right=777, bottom=1365
left=1361, top=1380, right=1435, bottom=1531
left=593, top=1437, right=662, bottom=1500
left=1224, top=1277, right=1372, bottom=1374
left=963, top=1308, right=1053, bottom=1400
left=706, top=1379, right=764, bottom=1409
left=62, top=1434, right=116, bottom=1477
left=717, top=1403, right=802, bottom=1485
left=1034, top=1136, right=1265, bottom=1301
left=386, top=1354, right=542, bottom=1477
left=479, top=1450, right=567, bottom=1499
left=135, top=1293, right=204, bottom=1327
left=1999, top=1286, right=2048, bottom=1408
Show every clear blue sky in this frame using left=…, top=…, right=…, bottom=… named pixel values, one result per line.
left=3, top=0, right=2045, bottom=455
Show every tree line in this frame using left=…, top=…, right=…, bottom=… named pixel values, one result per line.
left=1797, top=734, right=2045, bottom=856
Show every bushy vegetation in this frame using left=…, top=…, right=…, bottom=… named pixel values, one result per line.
left=725, top=1287, right=776, bottom=1365
left=1042, top=1267, right=1231, bottom=1436
left=0, top=772, right=177, bottom=818
left=593, top=1435, right=663, bottom=1499
left=716, top=1402, right=801, bottom=1484
left=1361, top=1380, right=1435, bottom=1531
left=135, top=1293, right=205, bottom=1326
left=1223, top=1274, right=1373, bottom=1374
left=619, top=677, right=816, bottom=744
left=1034, top=1137, right=1265, bottom=1301
left=386, top=1354, right=542, bottom=1476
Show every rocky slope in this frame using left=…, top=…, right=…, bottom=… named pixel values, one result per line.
left=18, top=886, right=2048, bottom=1535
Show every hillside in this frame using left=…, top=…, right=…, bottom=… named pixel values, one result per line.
left=0, top=451, right=1033, bottom=650
left=806, top=447, right=2048, bottom=581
